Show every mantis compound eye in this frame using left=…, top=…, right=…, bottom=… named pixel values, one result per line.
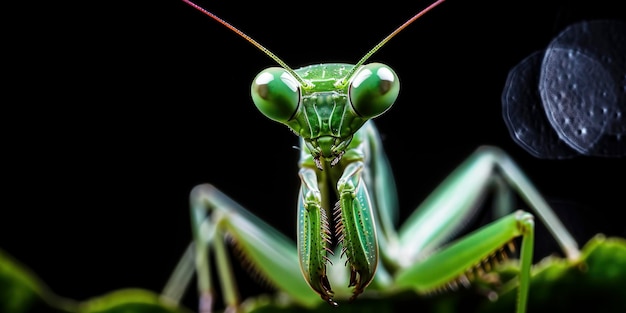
left=348, top=63, right=399, bottom=119
left=251, top=67, right=301, bottom=122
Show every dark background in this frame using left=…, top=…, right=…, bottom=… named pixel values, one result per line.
left=2, top=0, right=625, bottom=310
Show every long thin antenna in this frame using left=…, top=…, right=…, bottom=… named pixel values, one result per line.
left=342, top=0, right=447, bottom=85
left=183, top=0, right=446, bottom=88
left=182, top=0, right=311, bottom=88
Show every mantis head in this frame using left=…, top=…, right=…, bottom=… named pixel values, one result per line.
left=251, top=62, right=399, bottom=170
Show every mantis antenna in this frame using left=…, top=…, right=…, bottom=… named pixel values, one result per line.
left=182, top=0, right=446, bottom=88
left=343, top=0, right=446, bottom=85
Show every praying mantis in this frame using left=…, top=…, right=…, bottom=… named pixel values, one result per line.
left=159, top=0, right=587, bottom=312
left=0, top=1, right=623, bottom=312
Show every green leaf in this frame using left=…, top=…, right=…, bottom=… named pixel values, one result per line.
left=0, top=248, right=191, bottom=313
left=2, top=235, right=625, bottom=313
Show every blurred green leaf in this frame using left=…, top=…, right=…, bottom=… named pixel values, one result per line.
left=0, top=249, right=191, bottom=313
left=2, top=235, right=625, bottom=313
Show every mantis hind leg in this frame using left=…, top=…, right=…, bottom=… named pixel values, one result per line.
left=161, top=184, right=320, bottom=313
left=393, top=146, right=580, bottom=313
left=397, top=145, right=579, bottom=261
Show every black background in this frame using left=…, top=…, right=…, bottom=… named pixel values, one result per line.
left=2, top=0, right=625, bottom=311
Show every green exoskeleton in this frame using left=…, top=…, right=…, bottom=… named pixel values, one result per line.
left=164, top=1, right=582, bottom=312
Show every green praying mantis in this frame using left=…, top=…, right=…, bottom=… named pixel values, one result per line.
left=0, top=0, right=626, bottom=313
left=156, top=1, right=587, bottom=313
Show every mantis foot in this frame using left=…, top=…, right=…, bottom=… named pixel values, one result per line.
left=319, top=274, right=338, bottom=307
